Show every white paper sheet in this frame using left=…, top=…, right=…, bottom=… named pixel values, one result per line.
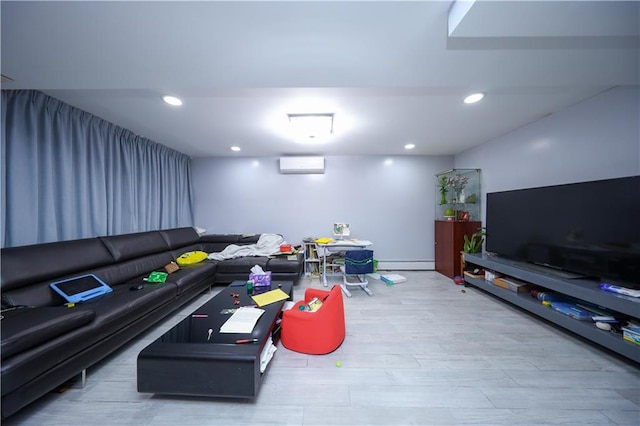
left=260, top=337, right=277, bottom=373
left=219, top=306, right=265, bottom=333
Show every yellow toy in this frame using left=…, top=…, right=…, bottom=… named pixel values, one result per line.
left=176, top=251, right=208, bottom=266
left=314, top=237, right=334, bottom=244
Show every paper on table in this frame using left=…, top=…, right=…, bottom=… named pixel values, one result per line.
left=251, top=288, right=289, bottom=307
left=219, top=306, right=265, bottom=333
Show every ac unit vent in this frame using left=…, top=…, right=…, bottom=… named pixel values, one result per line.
left=279, top=156, right=325, bottom=174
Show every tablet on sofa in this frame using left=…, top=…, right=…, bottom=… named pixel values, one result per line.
left=49, top=274, right=113, bottom=303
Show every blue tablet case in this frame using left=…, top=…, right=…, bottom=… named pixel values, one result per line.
left=50, top=274, right=112, bottom=303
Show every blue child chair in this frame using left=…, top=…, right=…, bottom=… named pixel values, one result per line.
left=341, top=249, right=374, bottom=297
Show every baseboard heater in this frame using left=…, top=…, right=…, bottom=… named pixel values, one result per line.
left=279, top=156, right=325, bottom=174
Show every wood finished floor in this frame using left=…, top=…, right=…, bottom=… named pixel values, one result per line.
left=5, top=272, right=640, bottom=425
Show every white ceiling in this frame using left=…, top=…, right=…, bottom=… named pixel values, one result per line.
left=2, top=1, right=639, bottom=158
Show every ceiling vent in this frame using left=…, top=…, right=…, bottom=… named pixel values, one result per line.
left=279, top=156, right=325, bottom=174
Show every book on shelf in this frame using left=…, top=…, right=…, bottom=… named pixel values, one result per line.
left=463, top=270, right=485, bottom=279
left=492, top=277, right=532, bottom=293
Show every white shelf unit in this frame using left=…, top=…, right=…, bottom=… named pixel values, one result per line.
left=463, top=253, right=640, bottom=363
left=303, top=241, right=321, bottom=277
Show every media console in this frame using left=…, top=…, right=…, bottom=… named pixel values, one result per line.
left=463, top=253, right=640, bottom=363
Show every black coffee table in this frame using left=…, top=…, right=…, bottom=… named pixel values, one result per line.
left=137, top=281, right=293, bottom=399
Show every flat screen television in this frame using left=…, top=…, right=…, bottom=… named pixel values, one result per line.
left=485, top=176, right=640, bottom=286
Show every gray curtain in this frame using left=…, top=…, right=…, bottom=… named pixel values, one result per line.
left=1, top=90, right=194, bottom=247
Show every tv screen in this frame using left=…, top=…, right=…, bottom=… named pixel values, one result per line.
left=486, top=176, right=640, bottom=285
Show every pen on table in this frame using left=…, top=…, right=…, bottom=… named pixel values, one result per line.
left=235, top=339, right=258, bottom=344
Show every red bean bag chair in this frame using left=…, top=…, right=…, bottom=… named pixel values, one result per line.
left=281, top=285, right=345, bottom=354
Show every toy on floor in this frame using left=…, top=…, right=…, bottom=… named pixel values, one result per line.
left=453, top=275, right=464, bottom=285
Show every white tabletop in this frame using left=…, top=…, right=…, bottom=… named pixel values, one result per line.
left=317, top=239, right=372, bottom=247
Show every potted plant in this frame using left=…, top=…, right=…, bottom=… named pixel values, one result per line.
left=448, top=174, right=469, bottom=203
left=463, top=227, right=486, bottom=254
left=438, top=176, right=448, bottom=205
left=443, top=207, right=455, bottom=221
left=461, top=227, right=485, bottom=273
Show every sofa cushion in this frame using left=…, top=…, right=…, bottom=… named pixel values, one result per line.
left=1, top=250, right=172, bottom=307
left=99, top=231, right=169, bottom=262
left=215, top=256, right=269, bottom=274
left=238, top=234, right=260, bottom=244
left=1, top=307, right=96, bottom=360
left=0, top=284, right=178, bottom=398
left=1, top=238, right=114, bottom=293
left=1, top=280, right=67, bottom=308
left=199, top=234, right=242, bottom=253
left=159, top=227, right=200, bottom=249
left=199, top=234, right=242, bottom=244
left=88, top=252, right=174, bottom=286
left=165, top=262, right=217, bottom=293
left=88, top=283, right=177, bottom=330
left=267, top=254, right=304, bottom=274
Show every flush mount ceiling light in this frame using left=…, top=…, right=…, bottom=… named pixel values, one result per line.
left=404, top=143, right=416, bottom=150
left=464, top=93, right=484, bottom=104
left=287, top=113, right=334, bottom=140
left=230, top=146, right=241, bottom=152
left=162, top=95, right=183, bottom=106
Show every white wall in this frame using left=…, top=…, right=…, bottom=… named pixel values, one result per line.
left=192, top=86, right=639, bottom=266
left=192, top=155, right=453, bottom=264
left=456, top=86, right=640, bottom=209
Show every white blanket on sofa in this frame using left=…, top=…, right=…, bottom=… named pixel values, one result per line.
left=207, top=233, right=285, bottom=261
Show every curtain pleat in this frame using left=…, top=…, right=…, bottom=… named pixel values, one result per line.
left=1, top=90, right=194, bottom=247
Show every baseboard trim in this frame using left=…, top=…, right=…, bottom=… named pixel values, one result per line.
left=377, top=261, right=434, bottom=271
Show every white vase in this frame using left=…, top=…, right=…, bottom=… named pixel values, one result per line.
left=459, top=189, right=466, bottom=203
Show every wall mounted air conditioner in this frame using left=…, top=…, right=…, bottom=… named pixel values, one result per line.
left=279, top=156, right=325, bottom=174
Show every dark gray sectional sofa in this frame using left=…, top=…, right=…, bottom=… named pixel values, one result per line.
left=0, top=227, right=302, bottom=418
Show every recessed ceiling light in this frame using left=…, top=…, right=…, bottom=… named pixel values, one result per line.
left=464, top=93, right=484, bottom=104
left=404, top=143, right=415, bottom=150
left=162, top=95, right=183, bottom=106
left=230, top=146, right=241, bottom=152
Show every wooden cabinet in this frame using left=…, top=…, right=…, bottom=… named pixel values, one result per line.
left=434, top=220, right=481, bottom=278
